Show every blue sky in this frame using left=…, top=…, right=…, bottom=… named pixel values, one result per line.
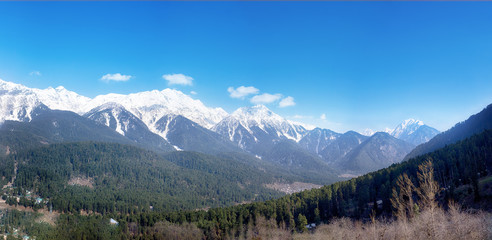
left=1, top=2, right=492, bottom=133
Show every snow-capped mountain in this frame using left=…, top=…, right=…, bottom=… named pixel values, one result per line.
left=1, top=78, right=438, bottom=177
left=0, top=79, right=42, bottom=123
left=361, top=128, right=376, bottom=136
left=34, top=86, right=91, bottom=114
left=154, top=114, right=240, bottom=154
left=85, top=89, right=228, bottom=130
left=213, top=105, right=307, bottom=148
left=232, top=105, right=307, bottom=141
left=384, top=127, right=394, bottom=134
left=0, top=79, right=227, bottom=133
left=84, top=102, right=174, bottom=152
left=391, top=119, right=424, bottom=139
left=212, top=105, right=311, bottom=164
left=298, top=128, right=340, bottom=155
left=0, top=79, right=92, bottom=121
left=389, top=119, right=440, bottom=145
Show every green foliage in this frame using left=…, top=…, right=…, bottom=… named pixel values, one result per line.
left=296, top=214, right=308, bottom=233
left=0, top=142, right=283, bottom=215
left=40, top=215, right=120, bottom=240
left=116, top=129, right=492, bottom=239
left=405, top=103, right=492, bottom=160
left=3, top=124, right=492, bottom=240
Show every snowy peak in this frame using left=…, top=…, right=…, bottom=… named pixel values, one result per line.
left=0, top=78, right=91, bottom=122
left=298, top=127, right=340, bottom=155
left=361, top=128, right=376, bottom=136
left=390, top=119, right=440, bottom=146
left=88, top=88, right=228, bottom=129
left=0, top=79, right=227, bottom=131
left=228, top=105, right=306, bottom=142
left=84, top=103, right=137, bottom=136
left=33, top=86, right=91, bottom=114
left=84, top=103, right=174, bottom=152
left=86, top=102, right=126, bottom=113
left=0, top=79, right=43, bottom=122
left=391, top=118, right=424, bottom=138
left=0, top=79, right=30, bottom=92
left=212, top=104, right=308, bottom=156
left=231, top=105, right=285, bottom=125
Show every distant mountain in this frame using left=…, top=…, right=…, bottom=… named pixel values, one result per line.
left=86, top=89, right=228, bottom=130
left=390, top=119, right=440, bottom=145
left=0, top=78, right=445, bottom=181
left=154, top=114, right=241, bottom=154
left=399, top=125, right=440, bottom=146
left=0, top=79, right=236, bottom=154
left=0, top=78, right=227, bottom=130
left=298, top=128, right=340, bottom=156
left=84, top=103, right=174, bottom=152
left=211, top=105, right=341, bottom=182
left=261, top=140, right=340, bottom=184
left=319, top=131, right=368, bottom=164
left=212, top=105, right=307, bottom=155
left=404, top=103, right=492, bottom=160
left=338, top=132, right=415, bottom=174
left=0, top=79, right=45, bottom=122
left=361, top=129, right=376, bottom=136
left=0, top=104, right=134, bottom=151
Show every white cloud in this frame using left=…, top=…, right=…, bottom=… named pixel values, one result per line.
left=101, top=73, right=132, bottom=82
left=162, top=73, right=193, bottom=86
left=227, top=86, right=259, bottom=99
left=279, top=96, right=295, bottom=108
left=250, top=93, right=282, bottom=104
left=320, top=113, right=326, bottom=120
left=30, top=71, right=41, bottom=76
left=190, top=91, right=197, bottom=95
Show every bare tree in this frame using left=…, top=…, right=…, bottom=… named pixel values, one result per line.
left=391, top=173, right=415, bottom=221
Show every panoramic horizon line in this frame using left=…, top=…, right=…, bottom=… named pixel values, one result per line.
left=0, top=77, right=437, bottom=134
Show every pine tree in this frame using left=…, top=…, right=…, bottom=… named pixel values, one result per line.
left=297, top=214, right=308, bottom=233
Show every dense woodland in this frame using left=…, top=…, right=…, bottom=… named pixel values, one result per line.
left=112, top=129, right=492, bottom=239
left=0, top=129, right=491, bottom=239
left=0, top=142, right=284, bottom=215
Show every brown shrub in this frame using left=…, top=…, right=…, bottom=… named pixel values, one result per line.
left=293, top=205, right=490, bottom=240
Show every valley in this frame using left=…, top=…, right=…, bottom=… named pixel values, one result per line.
left=0, top=78, right=490, bottom=239
left=1, top=2, right=491, bottom=239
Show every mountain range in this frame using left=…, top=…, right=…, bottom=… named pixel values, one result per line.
left=0, top=79, right=441, bottom=176
left=404, top=103, right=492, bottom=161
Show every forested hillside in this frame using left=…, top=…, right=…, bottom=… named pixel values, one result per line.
left=0, top=142, right=284, bottom=214
left=405, top=103, right=492, bottom=160
left=111, top=128, right=492, bottom=239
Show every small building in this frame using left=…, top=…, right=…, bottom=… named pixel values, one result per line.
left=110, top=218, right=118, bottom=225
left=35, top=197, right=43, bottom=204
left=306, top=223, right=316, bottom=229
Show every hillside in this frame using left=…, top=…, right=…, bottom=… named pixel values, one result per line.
left=404, top=103, right=492, bottom=160
left=338, top=132, right=415, bottom=174
left=115, top=128, right=492, bottom=239
left=0, top=142, right=284, bottom=214
left=0, top=104, right=135, bottom=153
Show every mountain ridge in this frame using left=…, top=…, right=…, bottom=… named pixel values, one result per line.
left=404, top=103, right=492, bottom=160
